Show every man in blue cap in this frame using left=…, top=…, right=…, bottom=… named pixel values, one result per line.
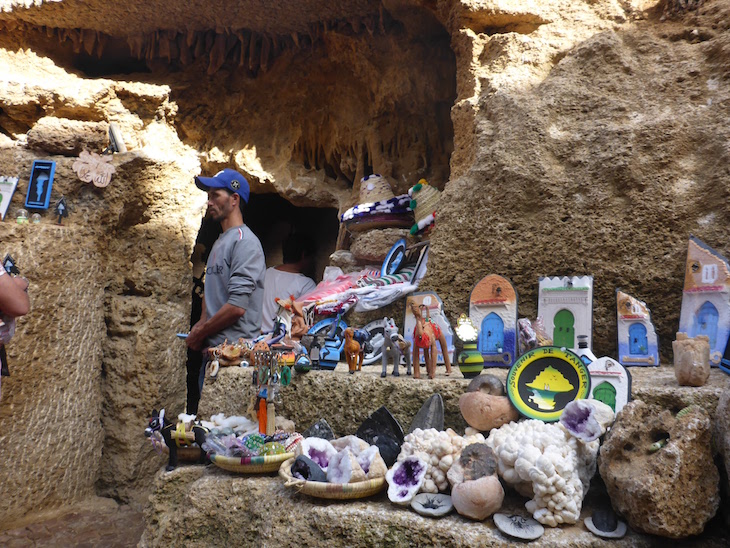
left=186, top=168, right=265, bottom=402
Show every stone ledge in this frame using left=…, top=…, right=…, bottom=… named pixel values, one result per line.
left=147, top=365, right=730, bottom=546
left=140, top=466, right=728, bottom=547
left=198, top=363, right=730, bottom=437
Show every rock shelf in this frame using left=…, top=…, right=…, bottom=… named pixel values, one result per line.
left=136, top=363, right=730, bottom=546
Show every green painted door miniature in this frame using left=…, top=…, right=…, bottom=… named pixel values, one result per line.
left=553, top=309, right=575, bottom=348
left=592, top=381, right=617, bottom=411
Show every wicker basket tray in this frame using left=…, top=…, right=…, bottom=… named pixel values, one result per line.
left=278, top=458, right=386, bottom=500
left=210, top=452, right=294, bottom=474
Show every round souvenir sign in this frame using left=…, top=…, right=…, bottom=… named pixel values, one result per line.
left=381, top=238, right=407, bottom=276
left=507, top=346, right=591, bottom=422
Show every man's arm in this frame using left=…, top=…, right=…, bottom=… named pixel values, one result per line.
left=0, top=272, right=29, bottom=318
left=186, top=299, right=245, bottom=351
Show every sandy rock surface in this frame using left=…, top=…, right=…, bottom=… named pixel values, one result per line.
left=599, top=400, right=720, bottom=538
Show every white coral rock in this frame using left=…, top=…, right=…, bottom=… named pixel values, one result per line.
left=396, top=428, right=485, bottom=494
left=486, top=420, right=599, bottom=527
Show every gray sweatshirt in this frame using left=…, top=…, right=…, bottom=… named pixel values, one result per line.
left=204, top=224, right=265, bottom=346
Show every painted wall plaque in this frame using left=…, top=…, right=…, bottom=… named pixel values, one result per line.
left=507, top=346, right=591, bottom=422
left=0, top=176, right=19, bottom=220
left=468, top=274, right=518, bottom=367
left=72, top=150, right=115, bottom=188
left=587, top=357, right=632, bottom=413
left=403, top=291, right=454, bottom=366
left=25, top=160, right=55, bottom=209
left=678, top=236, right=730, bottom=366
left=538, top=276, right=593, bottom=350
left=616, top=290, right=659, bottom=366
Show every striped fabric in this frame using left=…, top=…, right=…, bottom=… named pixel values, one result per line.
left=357, top=266, right=415, bottom=287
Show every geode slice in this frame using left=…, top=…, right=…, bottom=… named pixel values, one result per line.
left=448, top=443, right=498, bottom=486
left=493, top=513, right=544, bottom=540
left=295, top=437, right=338, bottom=471
left=302, top=419, right=336, bottom=440
left=326, top=448, right=367, bottom=484
left=386, top=456, right=428, bottom=505
left=357, top=406, right=405, bottom=468
left=291, top=455, right=327, bottom=482
left=411, top=493, right=453, bottom=517
left=408, top=394, right=444, bottom=433
left=356, top=406, right=405, bottom=445
left=356, top=445, right=387, bottom=479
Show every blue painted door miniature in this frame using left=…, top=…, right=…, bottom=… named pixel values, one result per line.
left=553, top=309, right=575, bottom=348
left=479, top=313, right=504, bottom=354
left=628, top=323, right=648, bottom=355
left=692, top=301, right=719, bottom=347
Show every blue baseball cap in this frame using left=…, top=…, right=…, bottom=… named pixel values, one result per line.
left=195, top=168, right=250, bottom=204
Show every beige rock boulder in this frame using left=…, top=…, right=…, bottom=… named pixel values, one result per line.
left=451, top=475, right=504, bottom=521
left=458, top=391, right=519, bottom=432
left=26, top=117, right=108, bottom=156
left=599, top=401, right=720, bottom=538
left=349, top=228, right=412, bottom=264
left=673, top=333, right=710, bottom=387
left=714, top=391, right=730, bottom=528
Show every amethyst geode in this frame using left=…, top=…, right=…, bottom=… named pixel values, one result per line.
left=386, top=456, right=428, bottom=505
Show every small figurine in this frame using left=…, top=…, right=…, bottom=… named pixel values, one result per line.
left=381, top=317, right=411, bottom=378
left=144, top=409, right=208, bottom=471
left=678, top=236, right=730, bottom=366
left=54, top=196, right=69, bottom=225
left=411, top=302, right=437, bottom=379
left=263, top=295, right=307, bottom=348
left=343, top=327, right=363, bottom=374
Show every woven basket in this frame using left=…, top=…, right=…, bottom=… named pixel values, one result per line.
left=210, top=452, right=294, bottom=474
left=278, top=458, right=386, bottom=500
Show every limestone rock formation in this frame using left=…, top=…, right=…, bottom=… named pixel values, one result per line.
left=599, top=400, right=720, bottom=538
left=349, top=228, right=412, bottom=264
left=1, top=0, right=730, bottom=534
left=715, top=390, right=730, bottom=527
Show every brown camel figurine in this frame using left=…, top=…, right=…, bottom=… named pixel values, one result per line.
left=343, top=327, right=363, bottom=374
left=422, top=306, right=452, bottom=376
left=410, top=301, right=437, bottom=379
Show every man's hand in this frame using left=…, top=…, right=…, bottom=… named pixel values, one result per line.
left=186, top=319, right=207, bottom=351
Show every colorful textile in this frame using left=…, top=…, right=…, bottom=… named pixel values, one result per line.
left=356, top=266, right=415, bottom=288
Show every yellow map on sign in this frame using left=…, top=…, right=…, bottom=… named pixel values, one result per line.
left=526, top=366, right=574, bottom=410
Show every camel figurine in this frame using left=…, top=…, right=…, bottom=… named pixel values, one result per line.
left=265, top=295, right=308, bottom=347
left=381, top=317, right=412, bottom=377
left=343, top=327, right=363, bottom=374
left=411, top=302, right=437, bottom=379
left=425, top=307, right=452, bottom=376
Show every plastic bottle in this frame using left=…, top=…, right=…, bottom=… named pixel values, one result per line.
left=574, top=335, right=597, bottom=365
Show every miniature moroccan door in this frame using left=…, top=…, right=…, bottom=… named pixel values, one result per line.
left=628, top=323, right=648, bottom=355
left=553, top=309, right=575, bottom=348
left=479, top=313, right=504, bottom=354
left=593, top=381, right=617, bottom=411
left=692, top=301, right=719, bottom=348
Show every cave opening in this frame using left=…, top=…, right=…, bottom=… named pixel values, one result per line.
left=244, top=193, right=340, bottom=283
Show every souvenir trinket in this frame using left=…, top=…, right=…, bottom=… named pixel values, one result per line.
left=587, top=357, right=632, bottom=413
left=616, top=290, right=659, bottom=366
left=507, top=346, right=591, bottom=422
left=455, top=314, right=483, bottom=378
left=538, top=276, right=593, bottom=350
left=25, top=160, right=55, bottom=209
left=469, top=275, right=518, bottom=367
left=678, top=236, right=730, bottom=366
left=0, top=176, right=19, bottom=221
left=403, top=292, right=454, bottom=378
